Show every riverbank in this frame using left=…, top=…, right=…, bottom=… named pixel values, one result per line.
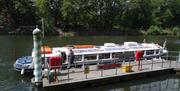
left=0, top=26, right=141, bottom=36
left=0, top=26, right=179, bottom=37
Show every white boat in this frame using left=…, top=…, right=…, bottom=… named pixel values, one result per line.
left=13, top=42, right=168, bottom=72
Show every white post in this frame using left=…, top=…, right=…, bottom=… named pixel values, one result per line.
left=31, top=27, right=42, bottom=86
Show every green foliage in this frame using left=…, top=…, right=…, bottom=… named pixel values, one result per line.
left=35, top=0, right=62, bottom=33
left=0, top=10, right=6, bottom=26
left=147, top=25, right=164, bottom=35
left=0, top=0, right=36, bottom=26
left=121, top=0, right=155, bottom=28
left=173, top=27, right=180, bottom=36
left=14, top=0, right=36, bottom=25
left=0, top=0, right=180, bottom=35
left=0, top=1, right=5, bottom=25
left=35, top=0, right=53, bottom=32
left=61, top=0, right=118, bottom=29
left=165, top=0, right=180, bottom=26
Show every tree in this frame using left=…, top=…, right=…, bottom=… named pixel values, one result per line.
left=0, top=0, right=6, bottom=26
left=35, top=0, right=63, bottom=33
left=61, top=0, right=121, bottom=29
left=14, top=0, right=36, bottom=26
left=0, top=0, right=37, bottom=27
left=120, top=0, right=157, bottom=28
left=35, top=0, right=54, bottom=33
left=165, top=0, right=180, bottom=26
left=48, top=0, right=62, bottom=27
left=0, top=0, right=17, bottom=27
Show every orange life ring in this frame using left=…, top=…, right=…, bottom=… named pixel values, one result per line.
left=41, top=46, right=52, bottom=54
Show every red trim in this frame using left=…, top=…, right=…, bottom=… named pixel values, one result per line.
left=98, top=64, right=121, bottom=69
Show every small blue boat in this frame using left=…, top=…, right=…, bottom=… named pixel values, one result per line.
left=13, top=56, right=34, bottom=72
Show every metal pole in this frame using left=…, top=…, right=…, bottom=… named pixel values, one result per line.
left=168, top=53, right=171, bottom=68
left=101, top=69, right=103, bottom=77
left=41, top=18, right=46, bottom=69
left=32, top=26, right=42, bottom=86
left=179, top=51, right=180, bottom=62
left=86, top=74, right=87, bottom=79
left=115, top=60, right=117, bottom=75
left=115, top=66, right=117, bottom=75
left=151, top=59, right=153, bottom=70
left=44, top=58, right=50, bottom=82
left=138, top=60, right=140, bottom=70
left=68, top=68, right=70, bottom=80
left=178, top=51, right=180, bottom=68
left=42, top=18, right=45, bottom=38
left=169, top=59, right=171, bottom=68
left=161, top=58, right=163, bottom=68
left=115, top=61, right=118, bottom=75
left=45, top=58, right=48, bottom=71
left=84, top=64, right=88, bottom=79
left=167, top=52, right=168, bottom=61
left=140, top=59, right=142, bottom=70
left=176, top=57, right=178, bottom=68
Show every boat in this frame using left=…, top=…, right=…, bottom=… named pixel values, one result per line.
left=13, top=42, right=168, bottom=73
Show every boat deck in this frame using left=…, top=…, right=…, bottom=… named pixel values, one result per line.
left=43, top=59, right=179, bottom=90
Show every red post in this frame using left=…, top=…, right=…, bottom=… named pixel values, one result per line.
left=49, top=56, right=61, bottom=83
left=136, top=51, right=144, bottom=70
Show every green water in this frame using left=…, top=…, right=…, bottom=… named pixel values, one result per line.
left=0, top=35, right=179, bottom=91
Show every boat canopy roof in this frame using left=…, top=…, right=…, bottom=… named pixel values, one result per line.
left=50, top=42, right=163, bottom=55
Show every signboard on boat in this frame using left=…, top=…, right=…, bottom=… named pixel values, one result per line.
left=84, top=65, right=90, bottom=74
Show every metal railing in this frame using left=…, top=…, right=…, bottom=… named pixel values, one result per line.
left=45, top=51, right=180, bottom=83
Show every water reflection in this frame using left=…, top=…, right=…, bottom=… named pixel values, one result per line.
left=80, top=75, right=180, bottom=91
left=175, top=40, right=180, bottom=44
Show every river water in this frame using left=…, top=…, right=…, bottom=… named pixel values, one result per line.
left=0, top=35, right=179, bottom=91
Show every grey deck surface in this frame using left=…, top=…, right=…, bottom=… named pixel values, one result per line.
left=43, top=59, right=178, bottom=87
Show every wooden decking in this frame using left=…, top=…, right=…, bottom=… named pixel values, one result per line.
left=43, top=59, right=179, bottom=90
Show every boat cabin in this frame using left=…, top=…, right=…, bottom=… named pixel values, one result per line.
left=48, top=42, right=166, bottom=65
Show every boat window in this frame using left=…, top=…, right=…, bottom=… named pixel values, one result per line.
left=123, top=52, right=135, bottom=61
left=99, top=53, right=110, bottom=59
left=112, top=52, right=122, bottom=58
left=74, top=55, right=82, bottom=61
left=113, top=52, right=135, bottom=60
left=146, top=50, right=154, bottom=55
left=156, top=50, right=159, bottom=54
left=84, top=54, right=96, bottom=60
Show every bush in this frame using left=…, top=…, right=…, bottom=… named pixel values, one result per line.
left=172, top=27, right=180, bottom=36
left=147, top=25, right=165, bottom=35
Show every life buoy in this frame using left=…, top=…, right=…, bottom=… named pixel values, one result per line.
left=41, top=46, right=52, bottom=54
